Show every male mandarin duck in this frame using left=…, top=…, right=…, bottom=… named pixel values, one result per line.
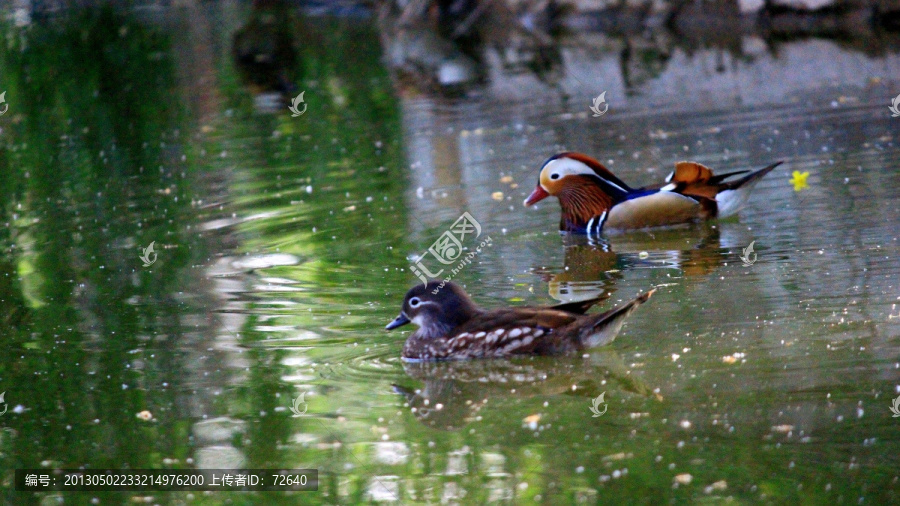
left=385, top=281, right=654, bottom=361
left=524, top=152, right=783, bottom=234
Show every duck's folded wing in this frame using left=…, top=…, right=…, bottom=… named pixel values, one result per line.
left=444, top=308, right=579, bottom=358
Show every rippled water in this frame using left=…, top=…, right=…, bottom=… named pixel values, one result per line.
left=2, top=3, right=899, bottom=504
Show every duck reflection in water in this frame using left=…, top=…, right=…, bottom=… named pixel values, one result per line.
left=393, top=352, right=661, bottom=431
left=539, top=225, right=737, bottom=305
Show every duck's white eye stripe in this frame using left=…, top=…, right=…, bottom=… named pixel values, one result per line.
left=409, top=297, right=421, bottom=307
left=546, top=158, right=628, bottom=193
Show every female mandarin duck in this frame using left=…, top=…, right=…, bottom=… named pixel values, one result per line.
left=524, top=152, right=782, bottom=234
left=386, top=281, right=654, bottom=361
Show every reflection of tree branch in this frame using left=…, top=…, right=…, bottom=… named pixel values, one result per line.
left=0, top=7, right=225, bottom=475
left=451, top=0, right=494, bottom=39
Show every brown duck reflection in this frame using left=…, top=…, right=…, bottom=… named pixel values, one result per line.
left=232, top=0, right=301, bottom=109
left=393, top=351, right=660, bottom=431
left=538, top=226, right=729, bottom=303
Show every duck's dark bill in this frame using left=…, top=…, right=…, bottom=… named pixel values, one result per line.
left=524, top=185, right=549, bottom=206
left=385, top=313, right=411, bottom=330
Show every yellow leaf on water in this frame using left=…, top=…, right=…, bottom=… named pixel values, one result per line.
left=790, top=171, right=809, bottom=192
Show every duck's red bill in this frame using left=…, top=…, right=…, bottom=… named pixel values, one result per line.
left=524, top=185, right=549, bottom=206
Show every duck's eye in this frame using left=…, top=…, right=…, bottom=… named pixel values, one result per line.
left=409, top=297, right=421, bottom=307
left=550, top=173, right=560, bottom=180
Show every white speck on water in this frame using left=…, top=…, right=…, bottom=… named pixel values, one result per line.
left=674, top=473, right=692, bottom=485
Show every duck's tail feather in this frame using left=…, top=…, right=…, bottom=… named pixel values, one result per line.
left=550, top=293, right=611, bottom=315
left=715, top=161, right=783, bottom=217
left=577, top=289, right=655, bottom=348
left=708, top=170, right=750, bottom=184
left=721, top=161, right=783, bottom=190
